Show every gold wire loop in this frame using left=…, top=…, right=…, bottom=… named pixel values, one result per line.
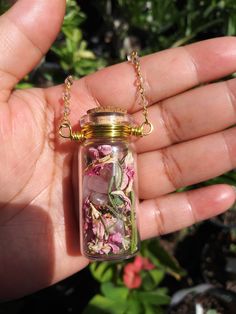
left=140, top=121, right=154, bottom=136
left=59, top=121, right=73, bottom=139
left=59, top=122, right=84, bottom=142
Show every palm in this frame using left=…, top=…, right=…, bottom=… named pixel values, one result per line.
left=1, top=0, right=236, bottom=300
left=0, top=87, right=90, bottom=297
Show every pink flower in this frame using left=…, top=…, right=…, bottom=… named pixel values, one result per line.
left=85, top=164, right=103, bottom=176
left=92, top=220, right=105, bottom=240
left=133, top=255, right=143, bottom=272
left=109, top=232, right=123, bottom=244
left=123, top=255, right=155, bottom=289
left=126, top=165, right=135, bottom=180
left=123, top=264, right=142, bottom=289
left=134, top=255, right=155, bottom=271
left=120, top=165, right=135, bottom=192
left=98, top=145, right=112, bottom=156
left=109, top=243, right=120, bottom=254
left=142, top=258, right=155, bottom=270
left=88, top=147, right=99, bottom=159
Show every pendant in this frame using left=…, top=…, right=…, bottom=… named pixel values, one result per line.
left=77, top=107, right=140, bottom=261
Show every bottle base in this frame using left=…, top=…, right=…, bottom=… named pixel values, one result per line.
left=83, top=249, right=139, bottom=262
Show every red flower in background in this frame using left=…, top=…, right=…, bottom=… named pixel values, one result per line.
left=123, top=255, right=155, bottom=289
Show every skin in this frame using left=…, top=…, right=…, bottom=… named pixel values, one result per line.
left=1, top=0, right=236, bottom=300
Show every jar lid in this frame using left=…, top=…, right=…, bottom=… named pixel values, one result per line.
left=80, top=107, right=135, bottom=128
left=79, top=107, right=139, bottom=139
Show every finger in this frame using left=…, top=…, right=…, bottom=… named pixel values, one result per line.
left=82, top=37, right=236, bottom=112
left=139, top=184, right=236, bottom=240
left=134, top=78, right=236, bottom=153
left=47, top=37, right=236, bottom=124
left=138, top=126, right=236, bottom=199
left=0, top=0, right=65, bottom=97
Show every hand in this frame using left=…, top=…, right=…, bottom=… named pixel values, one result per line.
left=1, top=0, right=236, bottom=300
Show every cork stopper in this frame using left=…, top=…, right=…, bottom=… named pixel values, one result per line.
left=80, top=106, right=133, bottom=128
left=87, top=106, right=127, bottom=114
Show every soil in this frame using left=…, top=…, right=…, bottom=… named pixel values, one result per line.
left=168, top=291, right=226, bottom=314
left=0, top=268, right=99, bottom=314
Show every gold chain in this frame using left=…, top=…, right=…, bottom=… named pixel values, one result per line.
left=59, top=75, right=82, bottom=140
left=128, top=51, right=153, bottom=135
left=59, top=51, right=153, bottom=140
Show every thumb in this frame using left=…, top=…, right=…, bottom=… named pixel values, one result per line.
left=0, top=0, right=66, bottom=97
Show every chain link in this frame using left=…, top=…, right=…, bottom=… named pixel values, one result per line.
left=59, top=75, right=74, bottom=139
left=128, top=51, right=153, bottom=135
left=62, top=75, right=73, bottom=122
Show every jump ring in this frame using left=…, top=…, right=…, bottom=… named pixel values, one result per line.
left=140, top=121, right=154, bottom=136
left=59, top=122, right=73, bottom=139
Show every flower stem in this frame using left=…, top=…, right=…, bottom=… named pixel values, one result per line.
left=130, top=190, right=137, bottom=253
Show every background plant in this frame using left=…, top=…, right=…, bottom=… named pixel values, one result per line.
left=0, top=0, right=236, bottom=313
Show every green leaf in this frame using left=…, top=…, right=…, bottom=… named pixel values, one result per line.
left=137, top=290, right=170, bottom=306
left=130, top=190, right=138, bottom=253
left=101, top=282, right=129, bottom=301
left=16, top=82, right=34, bottom=89
left=78, top=48, right=96, bottom=59
left=207, top=310, right=220, bottom=314
left=83, top=295, right=127, bottom=314
left=126, top=298, right=142, bottom=314
left=142, top=303, right=156, bottom=314
left=111, top=195, right=124, bottom=206
left=90, top=262, right=114, bottom=283
left=141, top=269, right=165, bottom=291
left=143, top=239, right=184, bottom=279
left=149, top=269, right=165, bottom=285
left=114, top=163, right=123, bottom=190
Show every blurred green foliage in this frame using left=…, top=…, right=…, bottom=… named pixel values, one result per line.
left=85, top=239, right=179, bottom=314
left=0, top=0, right=10, bottom=15
left=51, top=0, right=105, bottom=77
left=1, top=0, right=236, bottom=312
left=116, top=0, right=236, bottom=49
left=79, top=0, right=236, bottom=60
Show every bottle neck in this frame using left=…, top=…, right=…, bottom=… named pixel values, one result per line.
left=82, top=123, right=133, bottom=140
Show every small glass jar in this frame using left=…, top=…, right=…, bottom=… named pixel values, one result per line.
left=78, top=108, right=140, bottom=261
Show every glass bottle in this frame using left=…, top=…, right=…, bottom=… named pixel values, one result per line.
left=78, top=108, right=140, bottom=261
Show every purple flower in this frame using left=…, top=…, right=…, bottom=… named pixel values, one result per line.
left=88, top=147, right=99, bottom=159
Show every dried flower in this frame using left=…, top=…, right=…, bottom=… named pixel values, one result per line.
left=92, top=220, right=105, bottom=240
left=83, top=148, right=137, bottom=257
left=88, top=147, right=99, bottom=159
left=98, top=145, right=112, bottom=156
left=111, top=190, right=131, bottom=211
left=109, top=232, right=123, bottom=244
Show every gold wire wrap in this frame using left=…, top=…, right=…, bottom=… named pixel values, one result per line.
left=83, top=124, right=145, bottom=139
left=59, top=122, right=145, bottom=142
